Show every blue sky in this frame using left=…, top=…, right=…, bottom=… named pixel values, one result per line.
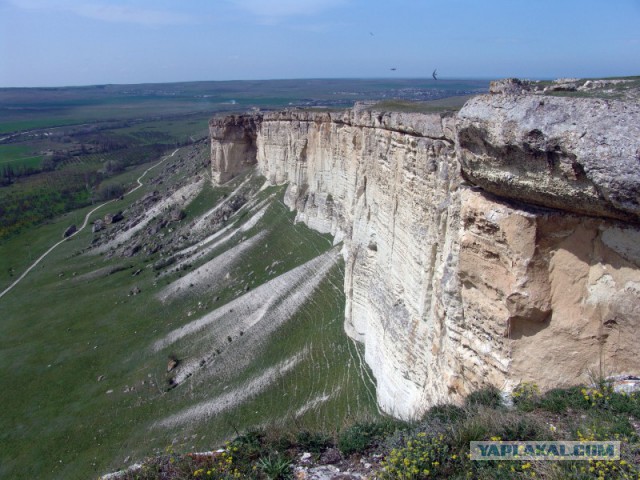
left=0, top=0, right=638, bottom=87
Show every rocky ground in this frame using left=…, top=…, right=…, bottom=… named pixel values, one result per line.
left=491, top=76, right=640, bottom=101
left=102, top=376, right=640, bottom=480
left=88, top=141, right=209, bottom=256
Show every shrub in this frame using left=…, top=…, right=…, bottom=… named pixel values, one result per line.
left=338, top=423, right=375, bottom=455
left=338, top=420, right=404, bottom=456
left=511, top=382, right=540, bottom=412
left=538, top=386, right=589, bottom=413
left=581, top=379, right=614, bottom=408
left=552, top=459, right=640, bottom=480
left=295, top=430, right=331, bottom=454
left=423, top=403, right=467, bottom=423
left=257, top=453, right=292, bottom=480
left=607, top=391, right=640, bottom=418
left=232, top=429, right=267, bottom=460
left=449, top=412, right=492, bottom=450
left=575, top=414, right=636, bottom=442
left=465, top=386, right=503, bottom=409
left=381, top=433, right=456, bottom=479
left=496, top=415, right=549, bottom=442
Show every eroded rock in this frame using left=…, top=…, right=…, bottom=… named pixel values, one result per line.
left=456, top=93, right=640, bottom=222
left=209, top=87, right=640, bottom=419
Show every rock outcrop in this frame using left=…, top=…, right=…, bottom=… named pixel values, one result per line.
left=457, top=93, right=640, bottom=222
left=210, top=115, right=261, bottom=184
left=209, top=87, right=640, bottom=420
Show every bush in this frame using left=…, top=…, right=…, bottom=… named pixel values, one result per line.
left=607, top=391, right=640, bottom=418
left=465, top=386, right=503, bottom=409
left=496, top=415, right=549, bottom=442
left=338, top=420, right=404, bottom=456
left=95, top=182, right=126, bottom=201
left=576, top=413, right=637, bottom=442
left=233, top=428, right=267, bottom=460
left=423, top=403, right=467, bottom=423
left=257, top=453, right=292, bottom=480
left=381, top=433, right=456, bottom=479
left=538, top=386, right=589, bottom=413
left=338, top=423, right=374, bottom=455
left=295, top=430, right=331, bottom=453
left=450, top=413, right=492, bottom=450
left=512, top=382, right=540, bottom=412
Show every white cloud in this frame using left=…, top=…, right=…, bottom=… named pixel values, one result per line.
left=230, top=0, right=347, bottom=21
left=9, top=0, right=195, bottom=26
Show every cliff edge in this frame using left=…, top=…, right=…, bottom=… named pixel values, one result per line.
left=209, top=81, right=640, bottom=419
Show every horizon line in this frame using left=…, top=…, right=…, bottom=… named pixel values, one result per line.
left=0, top=75, right=561, bottom=90
left=2, top=74, right=638, bottom=90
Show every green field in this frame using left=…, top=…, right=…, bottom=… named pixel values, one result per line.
left=0, top=144, right=42, bottom=169
left=0, top=78, right=489, bottom=134
left=0, top=146, right=379, bottom=478
left=0, top=110, right=216, bottom=240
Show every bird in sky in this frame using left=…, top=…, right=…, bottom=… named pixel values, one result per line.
left=432, top=69, right=438, bottom=80
left=390, top=67, right=397, bottom=71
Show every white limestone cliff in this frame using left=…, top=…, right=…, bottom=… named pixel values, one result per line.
left=209, top=89, right=640, bottom=420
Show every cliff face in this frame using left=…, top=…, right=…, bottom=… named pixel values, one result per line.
left=209, top=91, right=640, bottom=419
left=210, top=115, right=261, bottom=184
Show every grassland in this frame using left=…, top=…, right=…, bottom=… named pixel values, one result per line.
left=368, top=95, right=474, bottom=114
left=0, top=78, right=489, bottom=134
left=0, top=144, right=42, bottom=168
left=0, top=144, right=379, bottom=479
left=0, top=113, right=213, bottom=239
left=531, top=75, right=640, bottom=100
left=0, top=78, right=490, bottom=241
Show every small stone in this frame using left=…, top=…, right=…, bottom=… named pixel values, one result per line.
left=320, top=448, right=342, bottom=464
left=167, top=358, right=179, bottom=372
left=92, top=219, right=104, bottom=233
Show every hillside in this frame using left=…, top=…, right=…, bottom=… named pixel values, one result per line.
left=0, top=139, right=378, bottom=479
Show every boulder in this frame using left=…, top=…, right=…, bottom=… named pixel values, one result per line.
left=104, top=212, right=124, bottom=225
left=92, top=219, right=104, bottom=233
left=63, top=225, right=77, bottom=238
left=457, top=93, right=640, bottom=222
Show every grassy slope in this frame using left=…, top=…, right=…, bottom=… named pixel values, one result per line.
left=0, top=152, right=377, bottom=479
left=0, top=113, right=214, bottom=240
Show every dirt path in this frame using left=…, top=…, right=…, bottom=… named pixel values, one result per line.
left=0, top=148, right=180, bottom=300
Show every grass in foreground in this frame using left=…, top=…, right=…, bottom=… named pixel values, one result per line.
left=121, top=382, right=640, bottom=479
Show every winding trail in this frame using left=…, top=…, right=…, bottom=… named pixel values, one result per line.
left=0, top=148, right=180, bottom=300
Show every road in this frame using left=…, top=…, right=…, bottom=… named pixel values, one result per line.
left=0, top=148, right=180, bottom=300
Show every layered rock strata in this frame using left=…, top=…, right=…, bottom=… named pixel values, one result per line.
left=209, top=90, right=640, bottom=420
left=210, top=115, right=260, bottom=184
